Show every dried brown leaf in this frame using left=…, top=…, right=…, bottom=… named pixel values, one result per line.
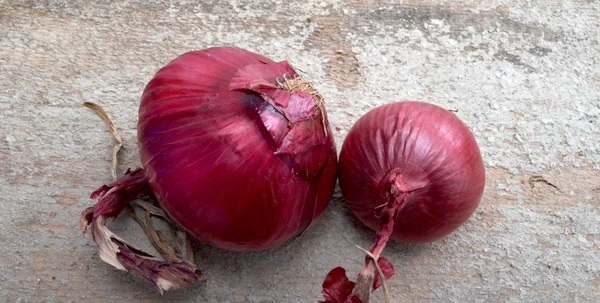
left=133, top=199, right=173, bottom=223
left=81, top=102, right=201, bottom=293
left=88, top=215, right=200, bottom=294
left=83, top=102, right=123, bottom=181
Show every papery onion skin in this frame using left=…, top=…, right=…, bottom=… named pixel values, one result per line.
left=339, top=101, right=485, bottom=243
left=137, top=47, right=337, bottom=251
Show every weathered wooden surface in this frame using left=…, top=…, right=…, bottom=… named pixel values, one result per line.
left=1, top=1, right=599, bottom=302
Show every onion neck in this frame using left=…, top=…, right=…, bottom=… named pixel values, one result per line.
left=230, top=60, right=331, bottom=176
left=352, top=172, right=411, bottom=302
left=320, top=166, right=429, bottom=302
left=322, top=167, right=429, bottom=303
left=369, top=193, right=407, bottom=258
left=276, top=74, right=327, bottom=135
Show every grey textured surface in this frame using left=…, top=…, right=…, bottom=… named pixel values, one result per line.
left=1, top=1, right=599, bottom=302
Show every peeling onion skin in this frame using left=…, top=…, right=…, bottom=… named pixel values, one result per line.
left=138, top=47, right=337, bottom=251
left=339, top=101, right=485, bottom=243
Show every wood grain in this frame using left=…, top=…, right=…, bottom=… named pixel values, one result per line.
left=1, top=0, right=599, bottom=302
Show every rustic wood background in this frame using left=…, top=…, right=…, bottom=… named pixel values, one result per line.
left=1, top=1, right=599, bottom=302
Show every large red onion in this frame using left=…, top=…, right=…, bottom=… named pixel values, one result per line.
left=138, top=47, right=337, bottom=250
left=81, top=47, right=337, bottom=292
left=321, top=101, right=485, bottom=303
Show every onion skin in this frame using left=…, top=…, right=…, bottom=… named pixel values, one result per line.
left=79, top=168, right=201, bottom=294
left=138, top=47, right=337, bottom=251
left=339, top=101, right=485, bottom=243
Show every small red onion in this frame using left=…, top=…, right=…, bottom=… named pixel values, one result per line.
left=321, top=101, right=485, bottom=303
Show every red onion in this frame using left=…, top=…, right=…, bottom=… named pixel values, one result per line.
left=321, top=101, right=485, bottom=303
left=138, top=47, right=337, bottom=250
left=80, top=47, right=337, bottom=292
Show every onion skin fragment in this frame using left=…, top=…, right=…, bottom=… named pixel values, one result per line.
left=80, top=169, right=201, bottom=294
left=80, top=168, right=149, bottom=228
